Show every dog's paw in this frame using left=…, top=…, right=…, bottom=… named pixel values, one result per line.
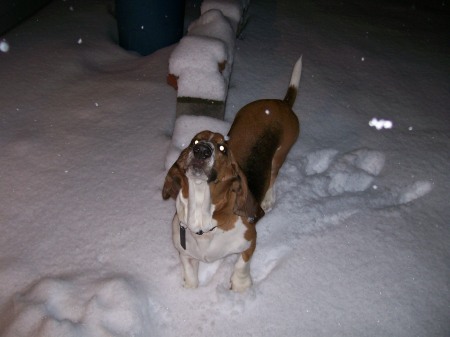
left=180, top=256, right=199, bottom=289
left=230, top=274, right=252, bottom=293
left=261, top=187, right=275, bottom=212
left=183, top=278, right=199, bottom=289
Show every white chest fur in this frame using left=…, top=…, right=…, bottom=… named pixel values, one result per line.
left=172, top=213, right=250, bottom=263
left=176, top=178, right=216, bottom=234
left=174, top=177, right=250, bottom=262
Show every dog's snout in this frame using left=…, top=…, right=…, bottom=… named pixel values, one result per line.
left=193, top=143, right=212, bottom=160
left=196, top=230, right=204, bottom=235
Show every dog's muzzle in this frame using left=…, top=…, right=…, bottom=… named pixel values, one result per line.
left=193, top=142, right=212, bottom=160
left=187, top=141, right=215, bottom=180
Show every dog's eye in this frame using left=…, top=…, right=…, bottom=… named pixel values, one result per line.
left=218, top=145, right=227, bottom=154
left=193, top=139, right=199, bottom=145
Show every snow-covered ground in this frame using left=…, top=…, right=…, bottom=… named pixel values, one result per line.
left=1, top=0, right=449, bottom=336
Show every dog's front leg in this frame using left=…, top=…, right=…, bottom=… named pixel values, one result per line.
left=231, top=254, right=252, bottom=292
left=180, top=254, right=199, bottom=288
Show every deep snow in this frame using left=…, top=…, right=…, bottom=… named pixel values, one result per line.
left=1, top=0, right=449, bottom=336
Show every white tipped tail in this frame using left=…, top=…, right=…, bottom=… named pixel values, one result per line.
left=290, top=55, right=302, bottom=89
left=284, top=56, right=302, bottom=108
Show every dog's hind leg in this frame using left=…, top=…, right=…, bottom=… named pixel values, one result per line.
left=261, top=146, right=286, bottom=211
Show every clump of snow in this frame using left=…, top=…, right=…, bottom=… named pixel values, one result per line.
left=165, top=115, right=230, bottom=169
left=326, top=148, right=385, bottom=195
left=2, top=275, right=154, bottom=337
left=170, top=36, right=227, bottom=74
left=341, top=148, right=385, bottom=176
left=328, top=170, right=374, bottom=196
left=275, top=147, right=433, bottom=233
left=201, top=0, right=244, bottom=33
left=177, top=67, right=228, bottom=101
left=304, top=149, right=339, bottom=175
left=398, top=180, right=433, bottom=204
left=169, top=36, right=228, bottom=101
left=188, top=9, right=235, bottom=65
left=168, top=0, right=245, bottom=101
left=299, top=148, right=386, bottom=198
left=369, top=117, right=393, bottom=130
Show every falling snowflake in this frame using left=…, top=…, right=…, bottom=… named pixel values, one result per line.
left=0, top=39, right=10, bottom=53
left=369, top=118, right=393, bottom=130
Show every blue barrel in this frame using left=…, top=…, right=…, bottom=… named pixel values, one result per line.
left=115, top=0, right=185, bottom=56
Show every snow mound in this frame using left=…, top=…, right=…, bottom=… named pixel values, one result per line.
left=343, top=148, right=385, bottom=176
left=201, top=0, right=244, bottom=33
left=188, top=9, right=236, bottom=65
left=326, top=148, right=385, bottom=195
left=170, top=36, right=227, bottom=75
left=275, top=147, right=431, bottom=234
left=327, top=170, right=374, bottom=196
left=165, top=115, right=231, bottom=169
left=398, top=180, right=433, bottom=204
left=304, top=149, right=339, bottom=175
left=177, top=67, right=228, bottom=102
left=168, top=0, right=246, bottom=101
left=169, top=35, right=228, bottom=101
left=2, top=275, right=154, bottom=337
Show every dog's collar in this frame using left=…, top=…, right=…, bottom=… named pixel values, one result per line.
left=179, top=222, right=217, bottom=250
left=179, top=223, right=186, bottom=250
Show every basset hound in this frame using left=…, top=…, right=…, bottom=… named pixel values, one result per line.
left=162, top=57, right=302, bottom=292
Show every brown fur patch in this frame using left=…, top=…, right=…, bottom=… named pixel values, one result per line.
left=242, top=223, right=257, bottom=262
left=162, top=148, right=189, bottom=200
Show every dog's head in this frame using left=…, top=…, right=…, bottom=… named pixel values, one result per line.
left=162, top=130, right=264, bottom=224
left=185, top=130, right=227, bottom=183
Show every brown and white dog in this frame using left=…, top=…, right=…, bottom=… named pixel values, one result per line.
left=162, top=57, right=302, bottom=292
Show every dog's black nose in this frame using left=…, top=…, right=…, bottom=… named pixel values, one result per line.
left=193, top=143, right=212, bottom=160
left=196, top=230, right=204, bottom=235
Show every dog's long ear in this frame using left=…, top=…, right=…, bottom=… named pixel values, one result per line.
left=162, top=149, right=188, bottom=200
left=231, top=157, right=265, bottom=224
